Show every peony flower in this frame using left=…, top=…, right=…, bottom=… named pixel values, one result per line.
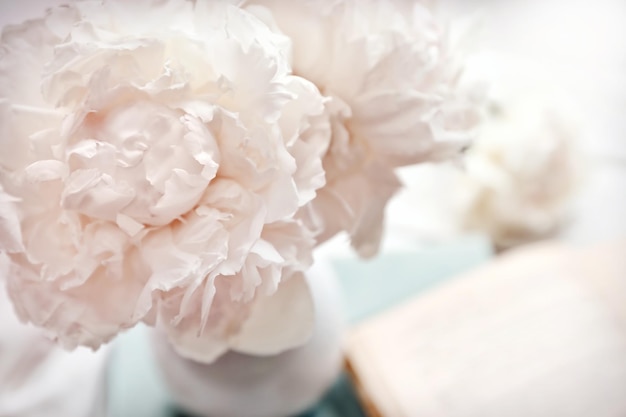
left=389, top=61, right=580, bottom=250
left=0, top=0, right=330, bottom=362
left=458, top=93, right=579, bottom=249
left=242, top=0, right=478, bottom=257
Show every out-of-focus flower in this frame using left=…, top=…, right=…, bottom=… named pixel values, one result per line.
left=0, top=0, right=329, bottom=362
left=390, top=63, right=580, bottom=250
left=459, top=93, right=579, bottom=249
left=242, top=0, right=478, bottom=257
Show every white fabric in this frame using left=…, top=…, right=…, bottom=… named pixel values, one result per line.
left=0, top=284, right=109, bottom=417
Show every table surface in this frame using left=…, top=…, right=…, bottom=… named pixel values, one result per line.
left=106, top=236, right=493, bottom=417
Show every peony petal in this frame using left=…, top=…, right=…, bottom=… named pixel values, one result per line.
left=23, top=160, right=68, bottom=182
left=165, top=323, right=230, bottom=365
left=116, top=213, right=144, bottom=237
left=151, top=169, right=211, bottom=224
left=61, top=169, right=135, bottom=221
left=230, top=271, right=314, bottom=356
left=0, top=191, right=24, bottom=253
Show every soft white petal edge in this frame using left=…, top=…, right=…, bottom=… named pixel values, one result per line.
left=230, top=272, right=314, bottom=356
left=0, top=190, right=23, bottom=253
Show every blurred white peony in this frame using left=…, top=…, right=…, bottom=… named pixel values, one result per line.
left=0, top=0, right=330, bottom=362
left=461, top=97, right=578, bottom=248
left=391, top=57, right=581, bottom=250
left=242, top=0, right=478, bottom=257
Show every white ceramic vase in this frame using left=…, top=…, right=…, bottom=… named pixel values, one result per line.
left=151, top=260, right=345, bottom=417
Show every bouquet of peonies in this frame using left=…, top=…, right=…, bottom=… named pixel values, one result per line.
left=0, top=0, right=475, bottom=367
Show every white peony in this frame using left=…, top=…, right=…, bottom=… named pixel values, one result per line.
left=390, top=63, right=580, bottom=250
left=0, top=0, right=330, bottom=362
left=242, top=0, right=478, bottom=257
left=459, top=93, right=579, bottom=249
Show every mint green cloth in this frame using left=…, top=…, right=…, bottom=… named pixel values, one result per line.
left=107, top=236, right=492, bottom=417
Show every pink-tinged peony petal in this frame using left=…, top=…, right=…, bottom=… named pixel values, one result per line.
left=61, top=169, right=136, bottom=222
left=23, top=160, right=69, bottom=182
left=0, top=190, right=23, bottom=253
left=278, top=77, right=331, bottom=205
left=116, top=213, right=144, bottom=237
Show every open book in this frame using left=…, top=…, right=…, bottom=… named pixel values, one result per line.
left=345, top=241, right=626, bottom=417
